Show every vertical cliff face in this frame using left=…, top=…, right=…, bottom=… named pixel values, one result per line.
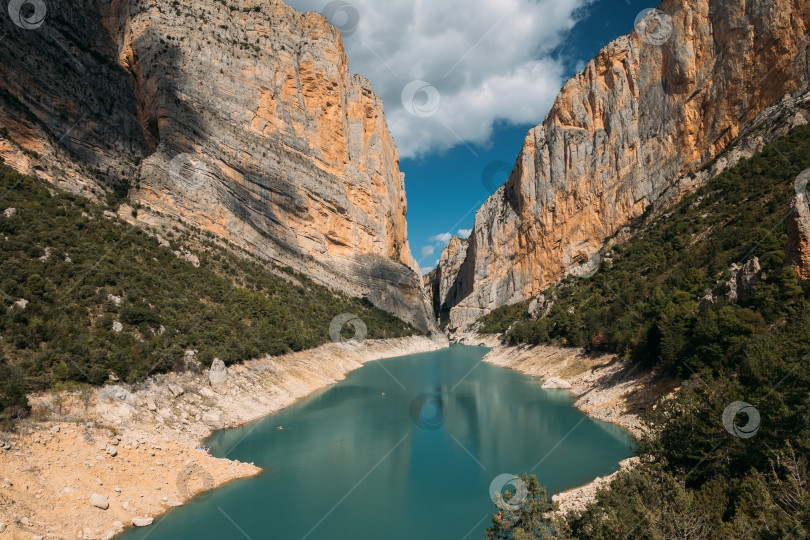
left=0, top=0, right=435, bottom=331
left=435, top=0, right=810, bottom=330
left=425, top=236, right=470, bottom=322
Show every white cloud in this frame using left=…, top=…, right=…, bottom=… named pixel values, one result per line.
left=284, top=0, right=591, bottom=158
left=457, top=229, right=472, bottom=239
left=421, top=266, right=435, bottom=274
left=421, top=245, right=435, bottom=257
left=428, top=233, right=453, bottom=245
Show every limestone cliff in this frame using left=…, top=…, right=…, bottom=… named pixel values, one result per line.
left=434, top=0, right=810, bottom=330
left=0, top=0, right=435, bottom=331
left=425, top=235, right=470, bottom=322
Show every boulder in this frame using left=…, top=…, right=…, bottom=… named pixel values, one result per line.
left=3, top=207, right=16, bottom=218
left=132, top=517, right=154, bottom=527
left=91, top=493, right=109, bottom=510
left=209, top=358, right=227, bottom=391
left=542, top=377, right=572, bottom=390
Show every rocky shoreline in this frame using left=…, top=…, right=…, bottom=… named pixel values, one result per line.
left=453, top=332, right=677, bottom=513
left=0, top=335, right=446, bottom=539
left=552, top=457, right=640, bottom=515
left=455, top=334, right=678, bottom=436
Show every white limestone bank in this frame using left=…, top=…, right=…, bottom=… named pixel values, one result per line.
left=457, top=336, right=678, bottom=437
left=458, top=334, right=679, bottom=515
left=0, top=335, right=447, bottom=539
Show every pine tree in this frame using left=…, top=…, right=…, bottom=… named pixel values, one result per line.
left=486, top=474, right=555, bottom=540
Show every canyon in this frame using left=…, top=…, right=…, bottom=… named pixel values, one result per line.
left=431, top=0, right=810, bottom=331
left=1, top=1, right=808, bottom=536
left=0, top=0, right=435, bottom=332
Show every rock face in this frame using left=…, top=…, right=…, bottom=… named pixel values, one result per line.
left=726, top=258, right=763, bottom=303
left=0, top=0, right=435, bottom=332
left=425, top=236, right=471, bottom=322
left=434, top=0, right=810, bottom=330
left=787, top=170, right=810, bottom=279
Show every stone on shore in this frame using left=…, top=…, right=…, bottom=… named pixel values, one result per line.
left=132, top=517, right=154, bottom=527
left=542, top=377, right=572, bottom=389
left=209, top=358, right=228, bottom=392
left=91, top=493, right=109, bottom=510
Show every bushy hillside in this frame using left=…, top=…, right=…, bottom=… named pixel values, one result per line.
left=482, top=125, right=810, bottom=375
left=0, top=163, right=416, bottom=427
left=483, top=125, right=810, bottom=538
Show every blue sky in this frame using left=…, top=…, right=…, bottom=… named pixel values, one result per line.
left=284, top=0, right=654, bottom=271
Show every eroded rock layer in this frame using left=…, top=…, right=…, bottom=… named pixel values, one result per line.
left=0, top=0, right=435, bottom=331
left=435, top=0, right=810, bottom=330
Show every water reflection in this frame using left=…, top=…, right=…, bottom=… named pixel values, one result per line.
left=120, top=345, right=634, bottom=540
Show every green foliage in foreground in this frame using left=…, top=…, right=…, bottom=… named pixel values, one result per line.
left=485, top=126, right=810, bottom=538
left=486, top=474, right=554, bottom=540
left=0, top=163, right=416, bottom=426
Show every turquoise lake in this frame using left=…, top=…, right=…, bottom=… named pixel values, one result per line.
left=119, top=345, right=634, bottom=539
